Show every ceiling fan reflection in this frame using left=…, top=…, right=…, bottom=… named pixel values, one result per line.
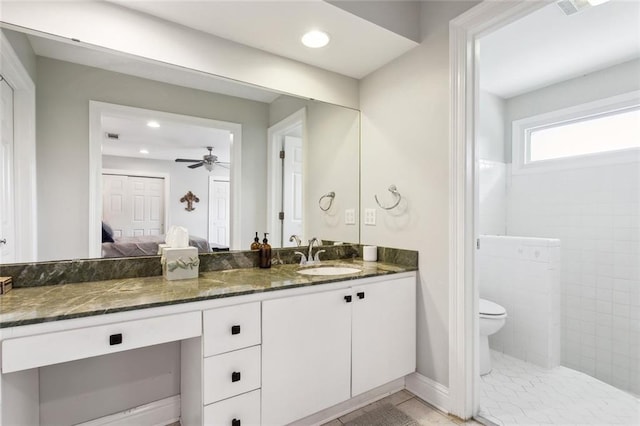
left=175, top=146, right=230, bottom=171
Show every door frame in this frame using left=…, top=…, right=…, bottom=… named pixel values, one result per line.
left=89, top=101, right=242, bottom=257
left=266, top=107, right=306, bottom=247
left=448, top=0, right=548, bottom=419
left=102, top=169, right=170, bottom=237
left=0, top=32, right=37, bottom=262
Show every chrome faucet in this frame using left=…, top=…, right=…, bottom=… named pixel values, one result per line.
left=307, top=238, right=319, bottom=263
left=294, top=251, right=307, bottom=265
left=295, top=238, right=324, bottom=265
left=289, top=234, right=302, bottom=247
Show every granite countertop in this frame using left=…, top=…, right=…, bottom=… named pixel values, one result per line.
left=0, top=260, right=416, bottom=329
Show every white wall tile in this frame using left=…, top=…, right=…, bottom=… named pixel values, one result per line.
left=504, top=160, right=640, bottom=394
left=480, top=235, right=561, bottom=368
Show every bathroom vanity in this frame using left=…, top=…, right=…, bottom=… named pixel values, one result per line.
left=0, top=260, right=416, bottom=425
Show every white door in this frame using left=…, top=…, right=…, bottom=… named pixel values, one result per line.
left=0, top=76, right=15, bottom=263
left=351, top=276, right=417, bottom=396
left=208, top=177, right=230, bottom=247
left=102, top=174, right=165, bottom=237
left=262, top=289, right=352, bottom=425
left=282, top=135, right=303, bottom=247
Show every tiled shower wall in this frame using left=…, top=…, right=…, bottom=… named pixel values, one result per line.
left=506, top=160, right=640, bottom=395
left=479, top=235, right=561, bottom=369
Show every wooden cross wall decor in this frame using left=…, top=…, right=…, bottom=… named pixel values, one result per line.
left=180, top=191, right=200, bottom=211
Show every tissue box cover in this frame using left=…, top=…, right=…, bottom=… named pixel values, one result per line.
left=0, top=277, right=12, bottom=295
left=162, top=247, right=199, bottom=281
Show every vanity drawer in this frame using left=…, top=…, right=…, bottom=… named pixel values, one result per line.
left=2, top=311, right=201, bottom=373
left=203, top=302, right=260, bottom=356
left=203, top=389, right=260, bottom=426
left=203, top=345, right=261, bottom=405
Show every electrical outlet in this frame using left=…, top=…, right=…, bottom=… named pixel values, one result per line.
left=345, top=209, right=356, bottom=225
left=364, top=208, right=376, bottom=226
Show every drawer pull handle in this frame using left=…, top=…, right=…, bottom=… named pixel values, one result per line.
left=232, top=419, right=241, bottom=426
left=231, top=325, right=241, bottom=335
left=231, top=371, right=241, bottom=382
left=109, top=333, right=123, bottom=346
left=357, top=291, right=365, bottom=299
left=344, top=295, right=352, bottom=303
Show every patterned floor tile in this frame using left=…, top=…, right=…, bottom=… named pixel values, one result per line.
left=480, top=350, right=640, bottom=425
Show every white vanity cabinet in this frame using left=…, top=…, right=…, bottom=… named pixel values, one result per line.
left=261, top=274, right=416, bottom=425
left=262, top=287, right=353, bottom=425
left=182, top=301, right=262, bottom=426
left=1, top=271, right=416, bottom=426
left=351, top=278, right=416, bottom=396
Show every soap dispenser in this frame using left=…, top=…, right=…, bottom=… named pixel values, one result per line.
left=251, top=232, right=260, bottom=250
left=259, top=233, right=272, bottom=269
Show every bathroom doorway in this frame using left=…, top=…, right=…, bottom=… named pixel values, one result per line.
left=449, top=0, right=639, bottom=424
left=473, top=0, right=640, bottom=424
left=267, top=108, right=305, bottom=248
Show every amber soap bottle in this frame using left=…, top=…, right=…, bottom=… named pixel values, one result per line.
left=251, top=232, right=261, bottom=250
left=259, top=233, right=272, bottom=269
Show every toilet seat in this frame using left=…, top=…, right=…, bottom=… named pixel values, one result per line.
left=479, top=298, right=507, bottom=319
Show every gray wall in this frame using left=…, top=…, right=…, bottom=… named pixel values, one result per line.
left=269, top=96, right=360, bottom=245
left=478, top=90, right=506, bottom=163
left=39, top=343, right=180, bottom=424
left=505, top=58, right=640, bottom=161
left=36, top=56, right=268, bottom=261
left=359, top=0, right=479, bottom=387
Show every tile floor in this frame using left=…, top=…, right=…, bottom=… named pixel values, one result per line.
left=321, top=390, right=481, bottom=426
left=479, top=350, right=640, bottom=425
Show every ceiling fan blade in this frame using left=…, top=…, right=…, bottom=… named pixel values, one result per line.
left=215, top=163, right=230, bottom=169
left=188, top=162, right=204, bottom=169
left=175, top=158, right=201, bottom=163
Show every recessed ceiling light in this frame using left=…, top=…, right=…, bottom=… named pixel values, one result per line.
left=147, top=121, right=160, bottom=128
left=139, top=149, right=149, bottom=154
left=301, top=30, right=330, bottom=48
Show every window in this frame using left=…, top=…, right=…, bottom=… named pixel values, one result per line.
left=528, top=107, right=640, bottom=162
left=512, top=91, right=640, bottom=172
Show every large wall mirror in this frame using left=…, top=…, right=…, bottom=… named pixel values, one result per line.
left=0, top=26, right=360, bottom=264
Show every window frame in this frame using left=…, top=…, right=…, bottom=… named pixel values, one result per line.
left=512, top=90, right=640, bottom=174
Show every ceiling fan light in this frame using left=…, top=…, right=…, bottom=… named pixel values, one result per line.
left=204, top=162, right=214, bottom=172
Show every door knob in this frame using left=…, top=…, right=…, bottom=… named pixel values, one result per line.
left=0, top=238, right=6, bottom=245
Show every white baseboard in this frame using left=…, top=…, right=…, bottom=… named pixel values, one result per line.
left=405, top=372, right=450, bottom=413
left=76, top=395, right=180, bottom=426
left=290, top=378, right=406, bottom=426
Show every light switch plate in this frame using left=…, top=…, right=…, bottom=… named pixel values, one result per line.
left=345, top=209, right=356, bottom=225
left=364, top=208, right=376, bottom=226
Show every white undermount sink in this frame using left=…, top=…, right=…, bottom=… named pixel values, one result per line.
left=296, top=266, right=361, bottom=276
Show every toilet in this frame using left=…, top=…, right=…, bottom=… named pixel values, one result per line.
left=479, top=298, right=507, bottom=375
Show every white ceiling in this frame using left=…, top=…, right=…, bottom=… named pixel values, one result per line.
left=101, top=112, right=231, bottom=163
left=109, top=0, right=419, bottom=79
left=480, top=0, right=640, bottom=98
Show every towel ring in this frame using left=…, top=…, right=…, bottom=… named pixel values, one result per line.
left=375, top=185, right=402, bottom=210
left=319, top=191, right=335, bottom=211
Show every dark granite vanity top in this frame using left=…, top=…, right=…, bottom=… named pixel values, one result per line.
left=0, top=260, right=416, bottom=329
